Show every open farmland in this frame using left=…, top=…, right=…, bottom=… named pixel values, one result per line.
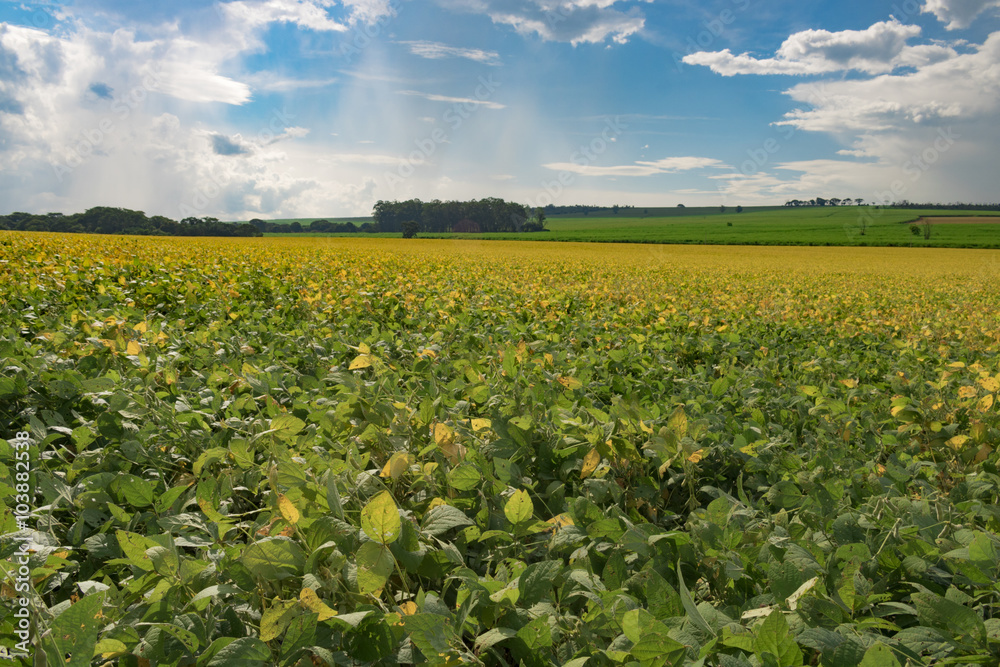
left=260, top=208, right=1000, bottom=248
left=3, top=233, right=1000, bottom=666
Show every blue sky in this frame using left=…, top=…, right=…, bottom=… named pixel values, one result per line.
left=0, top=0, right=998, bottom=219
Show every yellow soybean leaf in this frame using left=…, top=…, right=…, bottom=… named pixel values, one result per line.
left=399, top=601, right=418, bottom=615
left=349, top=354, right=374, bottom=370
left=126, top=341, right=141, bottom=355
left=687, top=449, right=705, bottom=463
left=434, top=423, right=464, bottom=464
left=504, top=489, right=533, bottom=525
left=958, top=386, right=978, bottom=399
left=558, top=376, right=583, bottom=390
left=133, top=321, right=148, bottom=333
left=947, top=435, right=970, bottom=450
left=580, top=448, right=600, bottom=479
left=278, top=494, right=300, bottom=525
left=470, top=418, right=492, bottom=432
left=840, top=379, right=858, bottom=389
left=299, top=587, right=337, bottom=620
left=546, top=514, right=574, bottom=529
left=361, top=491, right=401, bottom=545
left=380, top=452, right=412, bottom=480
left=668, top=407, right=688, bottom=438
left=358, top=343, right=371, bottom=354
left=979, top=376, right=1000, bottom=393
left=978, top=394, right=994, bottom=411
left=434, top=423, right=454, bottom=445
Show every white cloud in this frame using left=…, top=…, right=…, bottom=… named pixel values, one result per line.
left=441, top=0, right=646, bottom=45
left=922, top=0, right=1000, bottom=29
left=399, top=40, right=501, bottom=65
left=683, top=20, right=955, bottom=76
left=339, top=0, right=398, bottom=25
left=398, top=90, right=506, bottom=110
left=777, top=33, right=1000, bottom=135
left=544, top=156, right=727, bottom=177
left=220, top=0, right=347, bottom=34
left=246, top=75, right=339, bottom=91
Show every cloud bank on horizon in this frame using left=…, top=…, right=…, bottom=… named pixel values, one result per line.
left=0, top=0, right=997, bottom=219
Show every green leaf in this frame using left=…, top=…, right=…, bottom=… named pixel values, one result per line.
left=45, top=592, right=104, bottom=667
left=859, top=643, right=902, bottom=667
left=356, top=541, right=394, bottom=595
left=270, top=414, right=305, bottom=441
left=475, top=627, right=517, bottom=652
left=361, top=490, right=401, bottom=545
left=404, top=613, right=457, bottom=656
left=447, top=462, right=481, bottom=491
left=242, top=537, right=305, bottom=580
left=281, top=613, right=318, bottom=662
left=755, top=610, right=802, bottom=667
left=421, top=504, right=474, bottom=536
left=112, top=473, right=154, bottom=507
left=677, top=563, right=716, bottom=638
left=630, top=633, right=687, bottom=666
left=115, top=530, right=155, bottom=571
left=519, top=560, right=563, bottom=606
left=207, top=637, right=271, bottom=666
left=912, top=591, right=986, bottom=643
left=504, top=489, right=533, bottom=525
left=261, top=599, right=299, bottom=642
left=517, top=614, right=553, bottom=650
left=622, top=609, right=670, bottom=644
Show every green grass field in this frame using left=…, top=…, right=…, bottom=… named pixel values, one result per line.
left=261, top=208, right=1000, bottom=248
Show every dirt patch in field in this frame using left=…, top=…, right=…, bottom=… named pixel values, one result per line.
left=915, top=216, right=1000, bottom=225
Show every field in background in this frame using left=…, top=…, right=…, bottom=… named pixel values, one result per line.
left=255, top=208, right=1000, bottom=247
left=3, top=232, right=1000, bottom=665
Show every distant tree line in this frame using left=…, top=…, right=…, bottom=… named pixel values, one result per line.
left=0, top=207, right=262, bottom=237
left=249, top=219, right=376, bottom=234
left=784, top=198, right=864, bottom=207
left=373, top=198, right=546, bottom=233
left=880, top=201, right=1000, bottom=211
left=784, top=198, right=1000, bottom=210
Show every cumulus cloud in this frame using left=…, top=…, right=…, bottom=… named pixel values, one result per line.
left=777, top=33, right=1000, bottom=135
left=441, top=0, right=647, bottom=45
left=544, top=156, right=727, bottom=177
left=922, top=0, right=1000, bottom=29
left=220, top=0, right=348, bottom=34
left=0, top=13, right=367, bottom=218
left=683, top=20, right=955, bottom=76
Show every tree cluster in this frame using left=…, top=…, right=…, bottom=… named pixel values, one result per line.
left=248, top=219, right=375, bottom=234
left=783, top=198, right=864, bottom=207
left=373, top=198, right=545, bottom=234
left=0, top=207, right=262, bottom=237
